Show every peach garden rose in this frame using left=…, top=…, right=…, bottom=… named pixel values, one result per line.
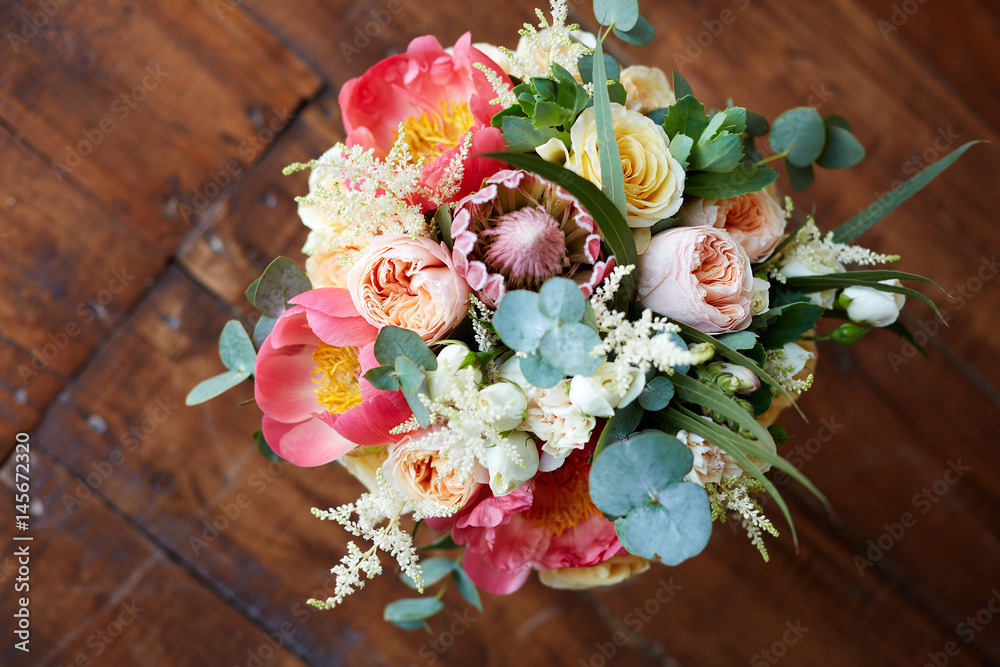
left=679, top=190, right=787, bottom=263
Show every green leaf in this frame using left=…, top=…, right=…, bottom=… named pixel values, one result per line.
left=660, top=95, right=708, bottom=140
left=672, top=71, right=692, bottom=99
left=592, top=37, right=628, bottom=219
left=185, top=369, right=248, bottom=406
left=539, top=323, right=604, bottom=377
left=501, top=116, right=560, bottom=152
left=746, top=383, right=773, bottom=416
left=531, top=76, right=557, bottom=100
left=830, top=141, right=980, bottom=244
left=758, top=302, right=825, bottom=350
left=673, top=321, right=804, bottom=419
left=616, top=483, right=713, bottom=564
left=594, top=0, right=639, bottom=30
left=715, top=331, right=757, bottom=350
left=452, top=566, right=483, bottom=611
left=254, top=257, right=312, bottom=318
left=538, top=277, right=586, bottom=323
left=593, top=400, right=643, bottom=460
left=684, top=165, right=779, bottom=199
left=383, top=598, right=444, bottom=623
left=374, top=326, right=437, bottom=370
left=219, top=320, right=256, bottom=374
left=364, top=365, right=400, bottom=391
left=493, top=290, right=552, bottom=351
left=520, top=351, right=564, bottom=388
left=533, top=100, right=570, bottom=128
left=613, top=14, right=655, bottom=45
left=394, top=356, right=427, bottom=395
left=435, top=205, right=453, bottom=250
left=670, top=372, right=776, bottom=452
left=254, top=429, right=282, bottom=461
left=483, top=152, right=638, bottom=310
left=245, top=277, right=261, bottom=305
left=400, top=558, right=455, bottom=590
left=785, top=160, right=815, bottom=192
left=719, top=107, right=747, bottom=136
left=690, top=133, right=743, bottom=173
left=824, top=114, right=852, bottom=131
left=590, top=430, right=693, bottom=516
left=746, top=111, right=769, bottom=137
left=578, top=53, right=621, bottom=86
left=669, top=134, right=693, bottom=169
left=816, top=126, right=865, bottom=170
left=769, top=107, right=826, bottom=168
left=785, top=272, right=945, bottom=320
left=638, top=375, right=674, bottom=411
left=252, top=315, right=276, bottom=350
left=405, top=389, right=431, bottom=429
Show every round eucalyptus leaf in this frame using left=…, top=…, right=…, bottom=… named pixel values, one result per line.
left=520, top=351, right=564, bottom=389
left=383, top=597, right=444, bottom=623
left=593, top=0, right=639, bottom=31
left=589, top=430, right=693, bottom=517
left=538, top=277, right=586, bottom=323
left=254, top=256, right=312, bottom=318
left=618, top=482, right=713, bottom=565
left=769, top=107, right=826, bottom=168
left=400, top=558, right=455, bottom=590
left=374, top=326, right=437, bottom=370
left=539, top=323, right=603, bottom=377
left=219, top=320, right=257, bottom=374
left=494, top=290, right=553, bottom=352
left=815, top=126, right=865, bottom=170
left=637, top=375, right=674, bottom=411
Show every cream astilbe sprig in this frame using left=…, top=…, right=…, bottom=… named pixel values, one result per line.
left=308, top=470, right=457, bottom=610
left=763, top=346, right=815, bottom=395
left=590, top=265, right=715, bottom=396
left=473, top=62, right=517, bottom=109
left=502, top=0, right=592, bottom=81
left=766, top=216, right=901, bottom=283
left=707, top=476, right=778, bottom=562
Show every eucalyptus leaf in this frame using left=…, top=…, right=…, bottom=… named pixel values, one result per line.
left=592, top=400, right=643, bottom=459
left=672, top=71, right=693, bottom=99
left=185, top=369, right=248, bottom=406
left=405, top=389, right=432, bottom=429
left=252, top=315, right=276, bottom=350
left=539, top=323, right=604, bottom=376
left=746, top=111, right=769, bottom=137
left=539, top=277, right=586, bottom=323
left=816, top=126, right=865, bottom=170
left=769, top=107, right=826, bottom=168
left=254, top=257, right=312, bottom=318
left=254, top=429, right=282, bottom=461
left=638, top=375, right=674, bottom=411
left=715, top=331, right=757, bottom=350
left=613, top=14, right=655, bottom=45
left=383, top=598, right=444, bottom=623
left=400, top=558, right=455, bottom=590
left=784, top=160, right=815, bottom=192
left=593, top=0, right=639, bottom=30
left=592, top=36, right=628, bottom=219
left=520, top=351, right=564, bottom=388
left=364, top=365, right=400, bottom=391
left=394, top=356, right=427, bottom=395
left=493, top=290, right=553, bottom=351
left=219, top=320, right=257, bottom=374
left=374, top=326, right=437, bottom=370
left=452, top=566, right=483, bottom=611
left=589, top=430, right=694, bottom=517
left=616, top=483, right=713, bottom=564
left=578, top=53, right=621, bottom=86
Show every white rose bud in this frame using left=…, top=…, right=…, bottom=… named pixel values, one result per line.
left=840, top=281, right=905, bottom=327
left=777, top=259, right=845, bottom=309
left=427, top=344, right=482, bottom=401
left=482, top=431, right=540, bottom=496
left=569, top=362, right=645, bottom=417
left=750, top=277, right=771, bottom=316
left=478, top=382, right=528, bottom=431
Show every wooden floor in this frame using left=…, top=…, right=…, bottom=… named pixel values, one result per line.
left=2, top=0, right=999, bottom=664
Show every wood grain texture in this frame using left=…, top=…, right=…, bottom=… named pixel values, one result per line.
left=2, top=0, right=999, bottom=665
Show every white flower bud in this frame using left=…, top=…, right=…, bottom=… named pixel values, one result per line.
left=777, top=259, right=844, bottom=309
left=482, top=431, right=540, bottom=496
left=426, top=344, right=481, bottom=401
left=568, top=362, right=645, bottom=417
left=841, top=281, right=905, bottom=327
left=478, top=382, right=528, bottom=431
left=750, top=277, right=771, bottom=316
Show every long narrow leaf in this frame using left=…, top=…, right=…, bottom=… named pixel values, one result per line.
left=831, top=141, right=980, bottom=244
left=672, top=321, right=806, bottom=420
left=670, top=373, right=776, bottom=453
left=592, top=36, right=628, bottom=219
left=483, top=151, right=638, bottom=309
left=785, top=275, right=945, bottom=320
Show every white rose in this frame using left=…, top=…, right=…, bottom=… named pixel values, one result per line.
left=427, top=344, right=482, bottom=401
left=620, top=65, right=676, bottom=114
left=538, top=554, right=651, bottom=590
left=524, top=382, right=596, bottom=465
left=477, top=382, right=528, bottom=431
left=569, top=362, right=644, bottom=417
left=777, top=258, right=845, bottom=309
left=750, top=277, right=771, bottom=316
left=778, top=342, right=814, bottom=377
left=482, top=431, right=540, bottom=496
left=568, top=103, right=686, bottom=228
left=841, top=281, right=905, bottom=327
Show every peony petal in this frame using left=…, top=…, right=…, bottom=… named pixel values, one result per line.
left=254, top=336, right=321, bottom=424
left=333, top=391, right=411, bottom=447
left=461, top=541, right=532, bottom=595
left=262, top=415, right=359, bottom=467
left=267, top=307, right=318, bottom=350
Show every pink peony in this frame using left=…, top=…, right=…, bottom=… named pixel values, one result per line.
left=637, top=226, right=755, bottom=334
left=338, top=33, right=510, bottom=209
left=427, top=449, right=621, bottom=594
left=451, top=169, right=614, bottom=307
left=254, top=288, right=411, bottom=467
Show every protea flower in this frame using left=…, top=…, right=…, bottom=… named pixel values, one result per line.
left=451, top=169, right=613, bottom=307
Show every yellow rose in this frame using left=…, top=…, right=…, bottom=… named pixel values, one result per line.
left=538, top=555, right=650, bottom=590
left=568, top=103, right=686, bottom=233
left=620, top=65, right=676, bottom=114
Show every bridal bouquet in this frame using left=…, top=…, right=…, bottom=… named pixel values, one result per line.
left=188, top=0, right=973, bottom=627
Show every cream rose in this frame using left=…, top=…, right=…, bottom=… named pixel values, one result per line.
left=679, top=191, right=786, bottom=263
left=427, top=343, right=482, bottom=402
left=481, top=431, right=539, bottom=496
left=383, top=434, right=480, bottom=508
left=637, top=226, right=755, bottom=333
left=569, top=361, right=644, bottom=418
left=347, top=234, right=471, bottom=343
left=538, top=555, right=651, bottom=590
left=620, top=65, right=676, bottom=114
left=567, top=103, right=686, bottom=229
left=304, top=237, right=364, bottom=289
left=675, top=429, right=744, bottom=486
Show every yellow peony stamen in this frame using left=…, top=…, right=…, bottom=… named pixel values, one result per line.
left=398, top=100, right=474, bottom=160
left=311, top=344, right=363, bottom=414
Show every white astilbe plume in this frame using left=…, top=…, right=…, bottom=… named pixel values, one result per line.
left=503, top=0, right=592, bottom=80
left=590, top=265, right=715, bottom=395
left=767, top=217, right=900, bottom=282
left=474, top=62, right=517, bottom=108
left=707, top=477, right=778, bottom=562
left=308, top=470, right=457, bottom=610
left=469, top=295, right=499, bottom=354
left=763, top=346, right=814, bottom=394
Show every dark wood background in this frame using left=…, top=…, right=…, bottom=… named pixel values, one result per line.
left=2, top=0, right=999, bottom=665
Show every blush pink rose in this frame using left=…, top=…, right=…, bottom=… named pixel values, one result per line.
left=347, top=234, right=471, bottom=343
left=338, top=32, right=510, bottom=209
left=679, top=190, right=787, bottom=262
left=253, top=288, right=412, bottom=467
left=637, top=226, right=755, bottom=333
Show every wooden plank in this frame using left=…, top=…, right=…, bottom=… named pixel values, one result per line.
left=0, top=447, right=310, bottom=667
left=0, top=339, right=63, bottom=453
left=33, top=267, right=662, bottom=666
left=0, top=0, right=321, bottom=246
